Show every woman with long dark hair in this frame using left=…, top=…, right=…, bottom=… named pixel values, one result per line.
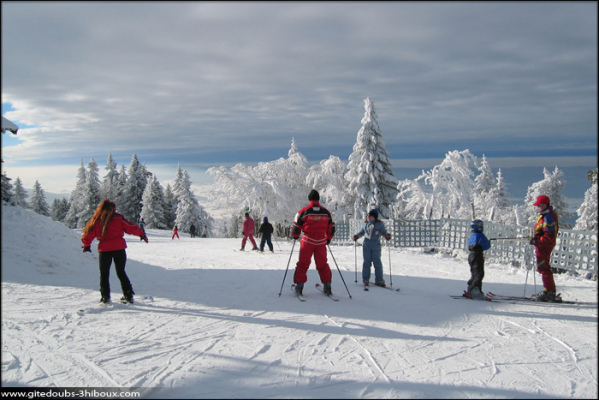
left=82, top=200, right=148, bottom=304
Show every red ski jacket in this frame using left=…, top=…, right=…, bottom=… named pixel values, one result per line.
left=533, top=206, right=559, bottom=249
left=82, top=214, right=145, bottom=252
left=291, top=200, right=335, bottom=245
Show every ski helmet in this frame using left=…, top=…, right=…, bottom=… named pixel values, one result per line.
left=471, top=219, right=484, bottom=233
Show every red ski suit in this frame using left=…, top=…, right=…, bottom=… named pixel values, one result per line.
left=291, top=200, right=335, bottom=284
left=532, top=207, right=559, bottom=291
left=82, top=214, right=145, bottom=252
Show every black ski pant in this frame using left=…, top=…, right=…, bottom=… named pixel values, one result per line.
left=99, top=249, right=133, bottom=299
left=467, top=251, right=485, bottom=291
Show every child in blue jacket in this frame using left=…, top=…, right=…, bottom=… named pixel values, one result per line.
left=353, top=209, right=391, bottom=288
left=466, top=220, right=491, bottom=299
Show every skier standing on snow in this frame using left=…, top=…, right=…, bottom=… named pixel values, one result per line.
left=81, top=200, right=148, bottom=304
left=352, top=209, right=391, bottom=288
left=529, top=195, right=561, bottom=302
left=139, top=218, right=146, bottom=241
left=190, top=223, right=196, bottom=238
left=240, top=213, right=258, bottom=251
left=172, top=225, right=180, bottom=239
left=291, top=189, right=336, bottom=295
left=464, top=220, right=491, bottom=299
left=258, top=216, right=274, bottom=253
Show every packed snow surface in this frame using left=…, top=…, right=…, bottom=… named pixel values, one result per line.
left=2, top=205, right=597, bottom=398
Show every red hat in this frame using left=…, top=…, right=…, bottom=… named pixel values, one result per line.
left=533, top=195, right=551, bottom=206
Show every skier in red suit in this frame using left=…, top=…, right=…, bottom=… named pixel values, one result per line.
left=291, top=189, right=335, bottom=295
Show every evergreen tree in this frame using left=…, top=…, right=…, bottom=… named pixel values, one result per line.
left=344, top=97, right=398, bottom=219
left=395, top=179, right=429, bottom=220
left=524, top=166, right=574, bottom=228
left=77, top=157, right=102, bottom=228
left=29, top=180, right=50, bottom=216
left=113, top=164, right=128, bottom=206
left=100, top=153, right=119, bottom=201
left=306, top=155, right=351, bottom=220
left=64, top=159, right=87, bottom=228
left=1, top=170, right=15, bottom=205
left=13, top=177, right=29, bottom=208
left=50, top=197, right=70, bottom=222
left=174, top=170, right=206, bottom=233
left=140, top=174, right=167, bottom=229
left=574, top=168, right=598, bottom=231
left=491, top=169, right=514, bottom=224
left=120, top=154, right=147, bottom=223
left=162, top=184, right=178, bottom=229
left=472, top=155, right=496, bottom=219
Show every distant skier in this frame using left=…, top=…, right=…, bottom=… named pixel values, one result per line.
left=81, top=200, right=148, bottom=304
left=258, top=216, right=274, bottom=252
left=202, top=225, right=207, bottom=238
left=190, top=223, right=196, bottom=238
left=464, top=220, right=491, bottom=299
left=139, top=218, right=146, bottom=241
left=172, top=225, right=179, bottom=240
left=240, top=213, right=258, bottom=251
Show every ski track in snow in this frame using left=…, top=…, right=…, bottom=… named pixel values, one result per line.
left=2, top=206, right=597, bottom=398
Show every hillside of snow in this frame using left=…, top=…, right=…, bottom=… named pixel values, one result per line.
left=1, top=204, right=597, bottom=398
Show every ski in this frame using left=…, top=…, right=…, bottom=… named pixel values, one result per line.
left=369, top=282, right=401, bottom=292
left=450, top=291, right=492, bottom=301
left=291, top=284, right=306, bottom=302
left=315, top=284, right=339, bottom=301
left=486, top=292, right=580, bottom=305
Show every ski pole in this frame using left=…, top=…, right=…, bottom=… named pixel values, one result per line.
left=354, top=239, right=358, bottom=283
left=327, top=244, right=352, bottom=299
left=388, top=239, right=393, bottom=288
left=278, top=239, right=296, bottom=297
left=489, top=237, right=530, bottom=241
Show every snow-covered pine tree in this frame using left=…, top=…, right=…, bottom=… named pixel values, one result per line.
left=100, top=153, right=119, bottom=201
left=395, top=179, right=430, bottom=220
left=64, top=159, right=87, bottom=228
left=472, top=155, right=496, bottom=220
left=50, top=197, right=70, bottom=222
left=491, top=169, right=514, bottom=224
left=1, top=171, right=15, bottom=205
left=29, top=180, right=50, bottom=216
left=574, top=168, right=597, bottom=231
left=306, top=155, right=351, bottom=221
left=162, top=183, right=177, bottom=229
left=76, top=157, right=102, bottom=228
left=140, top=174, right=167, bottom=229
left=13, top=177, right=29, bottom=208
left=418, top=150, right=477, bottom=220
left=119, top=154, right=147, bottom=223
left=344, top=97, right=398, bottom=219
left=174, top=170, right=205, bottom=233
left=524, top=166, right=574, bottom=228
left=113, top=164, right=127, bottom=206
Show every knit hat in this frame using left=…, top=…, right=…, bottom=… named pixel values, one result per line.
left=245, top=212, right=249, bottom=217
left=263, top=216, right=268, bottom=222
left=308, top=189, right=320, bottom=201
left=368, top=209, right=379, bottom=218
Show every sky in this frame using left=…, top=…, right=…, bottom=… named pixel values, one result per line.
left=1, top=2, right=597, bottom=207
left=2, top=204, right=597, bottom=397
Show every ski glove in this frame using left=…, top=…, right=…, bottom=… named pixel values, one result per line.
left=529, top=237, right=540, bottom=246
left=385, top=233, right=391, bottom=241
left=352, top=235, right=359, bottom=241
left=141, top=234, right=149, bottom=243
left=82, top=246, right=91, bottom=253
left=327, top=239, right=331, bottom=245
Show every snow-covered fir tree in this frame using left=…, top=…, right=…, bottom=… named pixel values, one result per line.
left=162, top=183, right=177, bottom=229
left=395, top=179, right=430, bottom=220
left=50, top=197, right=70, bottom=222
left=12, top=177, right=29, bottom=208
left=1, top=171, right=15, bottom=205
left=140, top=174, right=167, bottom=229
left=306, top=155, right=351, bottom=220
left=524, top=166, right=574, bottom=228
left=472, top=155, right=496, bottom=220
left=344, top=97, right=398, bottom=219
left=174, top=170, right=207, bottom=233
left=100, top=153, right=119, bottom=201
left=119, top=154, right=147, bottom=223
left=574, top=168, right=598, bottom=231
left=113, top=164, right=127, bottom=206
left=76, top=157, right=102, bottom=228
left=29, top=180, right=50, bottom=216
left=64, top=159, right=87, bottom=228
left=490, top=169, right=514, bottom=224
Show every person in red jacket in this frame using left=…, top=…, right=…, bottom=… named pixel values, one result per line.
left=291, top=189, right=335, bottom=295
left=529, top=195, right=561, bottom=302
left=81, top=200, right=148, bottom=304
left=240, top=213, right=258, bottom=251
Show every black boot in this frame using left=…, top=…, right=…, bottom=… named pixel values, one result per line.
left=323, top=282, right=332, bottom=295
left=121, top=289, right=135, bottom=304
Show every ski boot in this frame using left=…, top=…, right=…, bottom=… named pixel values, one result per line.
left=374, top=279, right=386, bottom=288
left=121, top=289, right=135, bottom=304
left=100, top=296, right=111, bottom=304
left=323, top=282, right=332, bottom=295
left=294, top=283, right=304, bottom=295
left=532, top=289, right=557, bottom=302
left=470, top=287, right=486, bottom=300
